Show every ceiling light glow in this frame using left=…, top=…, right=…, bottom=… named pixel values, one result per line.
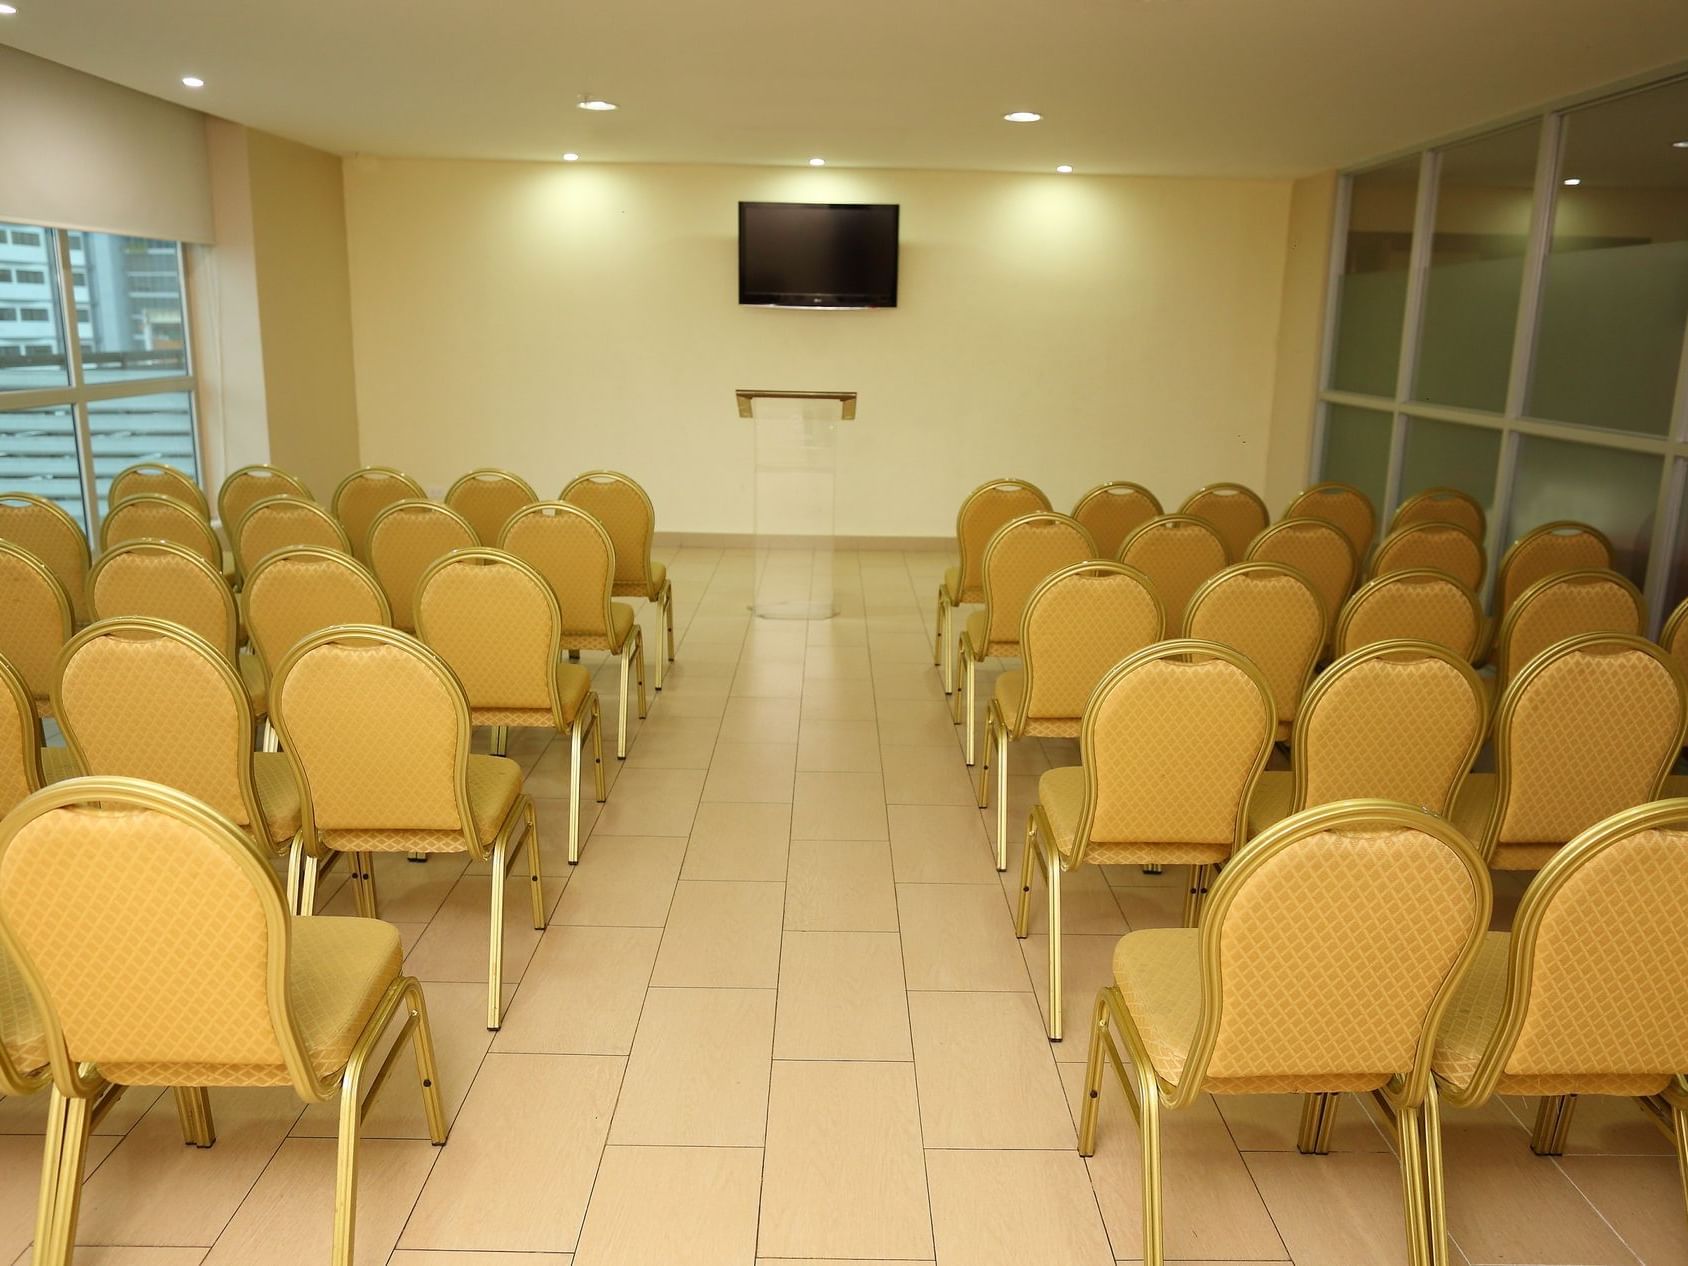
left=0, top=6, right=18, bottom=16
left=181, top=75, right=204, bottom=88
left=808, top=157, right=826, bottom=166
left=1562, top=177, right=1581, bottom=186
left=1674, top=140, right=1688, bottom=149
left=1003, top=110, right=1042, bottom=123
left=562, top=152, right=579, bottom=162
left=577, top=98, right=617, bottom=111
left=1056, top=165, right=1073, bottom=173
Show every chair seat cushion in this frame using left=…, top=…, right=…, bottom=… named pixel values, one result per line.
left=1245, top=771, right=1294, bottom=837
left=39, top=745, right=78, bottom=784
left=963, top=610, right=1016, bottom=660
left=941, top=565, right=982, bottom=607
left=1450, top=773, right=1496, bottom=851
left=0, top=941, right=46, bottom=1077
left=612, top=559, right=668, bottom=601
left=1113, top=928, right=1203, bottom=1085
left=253, top=752, right=302, bottom=844
left=471, top=664, right=594, bottom=730
left=1039, top=765, right=1232, bottom=867
left=239, top=652, right=267, bottom=716
left=325, top=754, right=525, bottom=855
left=992, top=671, right=1078, bottom=739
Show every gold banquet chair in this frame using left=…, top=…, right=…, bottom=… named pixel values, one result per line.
left=1017, top=641, right=1274, bottom=1039
left=0, top=540, right=74, bottom=718
left=1392, top=486, right=1486, bottom=540
left=1495, top=520, right=1612, bottom=615
left=1072, top=481, right=1161, bottom=561
left=0, top=651, right=74, bottom=798
left=1078, top=800, right=1490, bottom=1266
left=1246, top=517, right=1358, bottom=650
left=1245, top=641, right=1485, bottom=839
left=108, top=461, right=209, bottom=519
left=445, top=467, right=538, bottom=546
left=935, top=478, right=1051, bottom=695
left=0, top=493, right=91, bottom=627
left=1369, top=521, right=1487, bottom=592
left=1185, top=562, right=1326, bottom=743
left=332, top=466, right=426, bottom=562
left=1451, top=633, right=1687, bottom=872
left=417, top=549, right=606, bottom=863
left=1492, top=567, right=1644, bottom=694
left=1663, top=595, right=1688, bottom=677
left=953, top=511, right=1095, bottom=766
left=1116, top=514, right=1228, bottom=640
left=242, top=547, right=392, bottom=682
left=366, top=499, right=477, bottom=633
left=1335, top=568, right=1486, bottom=663
left=1285, top=480, right=1377, bottom=563
left=1178, top=482, right=1269, bottom=563
left=0, top=775, right=447, bottom=1266
left=218, top=464, right=313, bottom=540
left=978, top=562, right=1163, bottom=869
left=52, top=618, right=309, bottom=908
left=501, top=501, right=648, bottom=759
left=233, top=495, right=352, bottom=583
left=99, top=493, right=222, bottom=570
left=562, top=470, right=677, bottom=688
left=1429, top=798, right=1688, bottom=1259
left=272, top=625, right=542, bottom=1028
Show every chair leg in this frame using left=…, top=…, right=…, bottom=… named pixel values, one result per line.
left=977, top=712, right=993, bottom=809
left=1143, top=863, right=1163, bottom=875
left=299, top=852, right=321, bottom=916
left=635, top=631, right=648, bottom=719
left=617, top=644, right=632, bottom=760
left=404, top=979, right=450, bottom=1145
left=1396, top=1098, right=1433, bottom=1266
left=569, top=717, right=585, bottom=865
left=260, top=717, right=281, bottom=753
left=963, top=654, right=977, bottom=766
left=1138, top=1069, right=1166, bottom=1266
left=525, top=801, right=546, bottom=929
left=1015, top=812, right=1038, bottom=937
left=933, top=588, right=944, bottom=666
left=1297, top=1093, right=1339, bottom=1155
left=173, top=1087, right=216, bottom=1147
left=331, top=1058, right=364, bottom=1266
left=591, top=697, right=607, bottom=802
left=950, top=641, right=967, bottom=723
left=1181, top=864, right=1211, bottom=927
left=360, top=851, right=381, bottom=918
left=284, top=835, right=305, bottom=914
left=34, top=1087, right=92, bottom=1266
left=941, top=599, right=956, bottom=695
left=664, top=585, right=676, bottom=663
left=487, top=834, right=508, bottom=1030
left=1422, top=1082, right=1450, bottom=1266
left=994, top=727, right=1009, bottom=870
left=1047, top=862, right=1064, bottom=1041
left=1530, top=1094, right=1577, bottom=1155
left=1078, top=992, right=1110, bottom=1156
left=652, top=599, right=666, bottom=692
left=490, top=725, right=509, bottom=757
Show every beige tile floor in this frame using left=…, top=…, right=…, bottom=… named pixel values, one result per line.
left=2, top=545, right=1684, bottom=1265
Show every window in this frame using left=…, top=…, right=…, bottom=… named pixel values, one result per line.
left=1328, top=157, right=1419, bottom=397
left=0, top=270, right=12, bottom=284
left=0, top=309, right=14, bottom=321
left=0, top=220, right=199, bottom=533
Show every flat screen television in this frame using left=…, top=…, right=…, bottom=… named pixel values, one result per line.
left=738, top=201, right=899, bottom=309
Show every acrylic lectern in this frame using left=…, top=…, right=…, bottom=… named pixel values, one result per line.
left=735, top=388, right=856, bottom=619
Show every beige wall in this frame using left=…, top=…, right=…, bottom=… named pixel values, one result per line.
left=342, top=159, right=1295, bottom=536
left=1263, top=171, right=1340, bottom=512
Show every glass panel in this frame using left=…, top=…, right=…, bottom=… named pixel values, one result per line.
left=1330, top=157, right=1420, bottom=397
left=1529, top=78, right=1688, bottom=435
left=70, top=232, right=189, bottom=384
left=1668, top=460, right=1688, bottom=620
left=1507, top=433, right=1661, bottom=583
left=88, top=392, right=198, bottom=516
left=0, top=406, right=87, bottom=531
left=1319, top=403, right=1393, bottom=512
left=1414, top=122, right=1539, bottom=412
left=1399, top=417, right=1503, bottom=519
left=0, top=223, right=70, bottom=392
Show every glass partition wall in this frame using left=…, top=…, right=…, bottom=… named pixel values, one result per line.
left=1314, top=73, right=1688, bottom=624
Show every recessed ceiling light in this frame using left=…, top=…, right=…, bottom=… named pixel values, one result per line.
left=577, top=98, right=617, bottom=112
left=1003, top=110, right=1042, bottom=123
left=808, top=157, right=826, bottom=167
left=0, top=6, right=18, bottom=16
left=181, top=75, right=204, bottom=88
left=1056, top=165, right=1073, bottom=174
left=1562, top=177, right=1581, bottom=186
left=1674, top=140, right=1688, bottom=149
left=562, top=152, right=580, bottom=162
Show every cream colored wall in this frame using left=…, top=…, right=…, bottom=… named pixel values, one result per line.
left=1263, top=172, right=1340, bottom=513
left=341, top=159, right=1294, bottom=536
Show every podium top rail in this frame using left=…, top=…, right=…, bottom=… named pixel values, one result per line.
left=736, top=389, right=857, bottom=420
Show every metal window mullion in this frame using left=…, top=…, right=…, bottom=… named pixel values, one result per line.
left=1503, top=113, right=1563, bottom=423
left=1642, top=457, right=1684, bottom=633
left=1484, top=430, right=1522, bottom=612
left=1309, top=172, right=1356, bottom=486
left=53, top=229, right=101, bottom=536
left=1392, top=150, right=1440, bottom=417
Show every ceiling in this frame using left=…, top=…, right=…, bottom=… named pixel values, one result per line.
left=3, top=0, right=1687, bottom=177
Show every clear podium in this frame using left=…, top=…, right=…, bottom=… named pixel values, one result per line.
left=735, top=388, right=856, bottom=620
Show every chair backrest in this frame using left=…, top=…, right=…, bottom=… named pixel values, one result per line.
left=1391, top=487, right=1485, bottom=540
left=1245, top=518, right=1358, bottom=645
left=1068, top=640, right=1274, bottom=868
left=331, top=467, right=427, bottom=561
left=1453, top=798, right=1688, bottom=1101
left=1071, top=482, right=1161, bottom=560
left=1664, top=596, right=1688, bottom=679
left=1285, top=481, right=1376, bottom=562
left=88, top=540, right=238, bottom=662
left=416, top=549, right=566, bottom=721
left=1369, top=522, right=1486, bottom=591
left=1496, top=568, right=1645, bottom=690
left=561, top=470, right=659, bottom=595
left=1011, top=562, right=1163, bottom=730
left=241, top=547, right=391, bottom=677
left=0, top=541, right=73, bottom=708
left=1117, top=515, right=1229, bottom=639
left=978, top=512, right=1096, bottom=649
left=500, top=502, right=619, bottom=645
left=108, top=463, right=209, bottom=519
left=0, top=777, right=324, bottom=1098
left=0, top=494, right=91, bottom=625
left=218, top=465, right=312, bottom=536
left=952, top=478, right=1052, bottom=600
left=1178, top=483, right=1270, bottom=562
left=1172, top=800, right=1489, bottom=1106
left=1186, top=563, right=1326, bottom=740
left=0, top=654, right=45, bottom=816
left=366, top=500, right=477, bottom=632
left=100, top=494, right=222, bottom=569
left=233, top=496, right=352, bottom=580
left=1483, top=634, right=1688, bottom=856
left=1289, top=642, right=1485, bottom=817
left=53, top=619, right=263, bottom=833
left=1497, top=521, right=1613, bottom=614
left=444, top=468, right=538, bottom=546
left=1335, top=568, right=1485, bottom=662
left=271, top=626, right=477, bottom=851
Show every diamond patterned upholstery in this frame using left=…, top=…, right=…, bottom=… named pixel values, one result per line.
left=1371, top=523, right=1485, bottom=590
left=109, top=464, right=208, bottom=518
left=562, top=472, right=668, bottom=600
left=1073, top=483, right=1160, bottom=560
left=501, top=503, right=632, bottom=652
left=0, top=495, right=90, bottom=626
left=218, top=466, right=312, bottom=537
left=1496, top=569, right=1643, bottom=690
left=945, top=480, right=1051, bottom=604
left=1336, top=570, right=1483, bottom=662
left=1498, top=522, right=1611, bottom=613
left=1178, top=484, right=1269, bottom=562
left=1393, top=488, right=1485, bottom=540
left=234, top=498, right=351, bottom=580
left=367, top=501, right=477, bottom=631
left=1246, top=519, right=1356, bottom=644
left=243, top=550, right=390, bottom=677
left=101, top=495, right=220, bottom=569
left=1285, top=483, right=1376, bottom=561
left=90, top=542, right=239, bottom=661
left=1118, top=517, right=1229, bottom=639
left=445, top=469, right=538, bottom=546
left=0, top=939, right=45, bottom=1075
left=0, top=542, right=73, bottom=708
left=323, top=755, right=521, bottom=854
left=1186, top=565, right=1324, bottom=740
left=332, top=468, right=425, bottom=562
left=39, top=746, right=78, bottom=784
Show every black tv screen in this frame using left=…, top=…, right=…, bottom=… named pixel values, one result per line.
left=738, top=202, right=899, bottom=309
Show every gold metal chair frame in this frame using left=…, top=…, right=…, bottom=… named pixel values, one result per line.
left=0, top=775, right=448, bottom=1266
left=1184, top=561, right=1327, bottom=744
left=1285, top=480, right=1377, bottom=562
left=978, top=561, right=1164, bottom=869
left=0, top=652, right=52, bottom=806
left=1177, top=482, right=1270, bottom=562
left=365, top=498, right=477, bottom=632
left=1077, top=799, right=1492, bottom=1266
left=331, top=466, right=427, bottom=561
left=1116, top=513, right=1231, bottom=640
left=1246, top=516, right=1360, bottom=650
left=1016, top=640, right=1275, bottom=1040
left=1071, top=480, right=1163, bottom=561
left=233, top=494, right=354, bottom=582
left=108, top=462, right=210, bottom=520
left=0, top=492, right=92, bottom=626
left=217, top=464, right=314, bottom=538
left=1369, top=520, right=1488, bottom=592
left=1495, top=519, right=1614, bottom=614
left=1663, top=595, right=1688, bottom=667
left=1492, top=566, right=1645, bottom=690
left=240, top=546, right=392, bottom=680
left=934, top=478, right=1052, bottom=696
left=88, top=539, right=241, bottom=662
left=561, top=469, right=678, bottom=690
left=445, top=467, right=539, bottom=545
left=99, top=493, right=222, bottom=570
left=1391, top=486, right=1486, bottom=541
left=0, top=539, right=75, bottom=717
left=952, top=511, right=1096, bottom=766
left=417, top=548, right=607, bottom=863
left=271, top=625, right=543, bottom=1028
left=1334, top=567, right=1486, bottom=663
